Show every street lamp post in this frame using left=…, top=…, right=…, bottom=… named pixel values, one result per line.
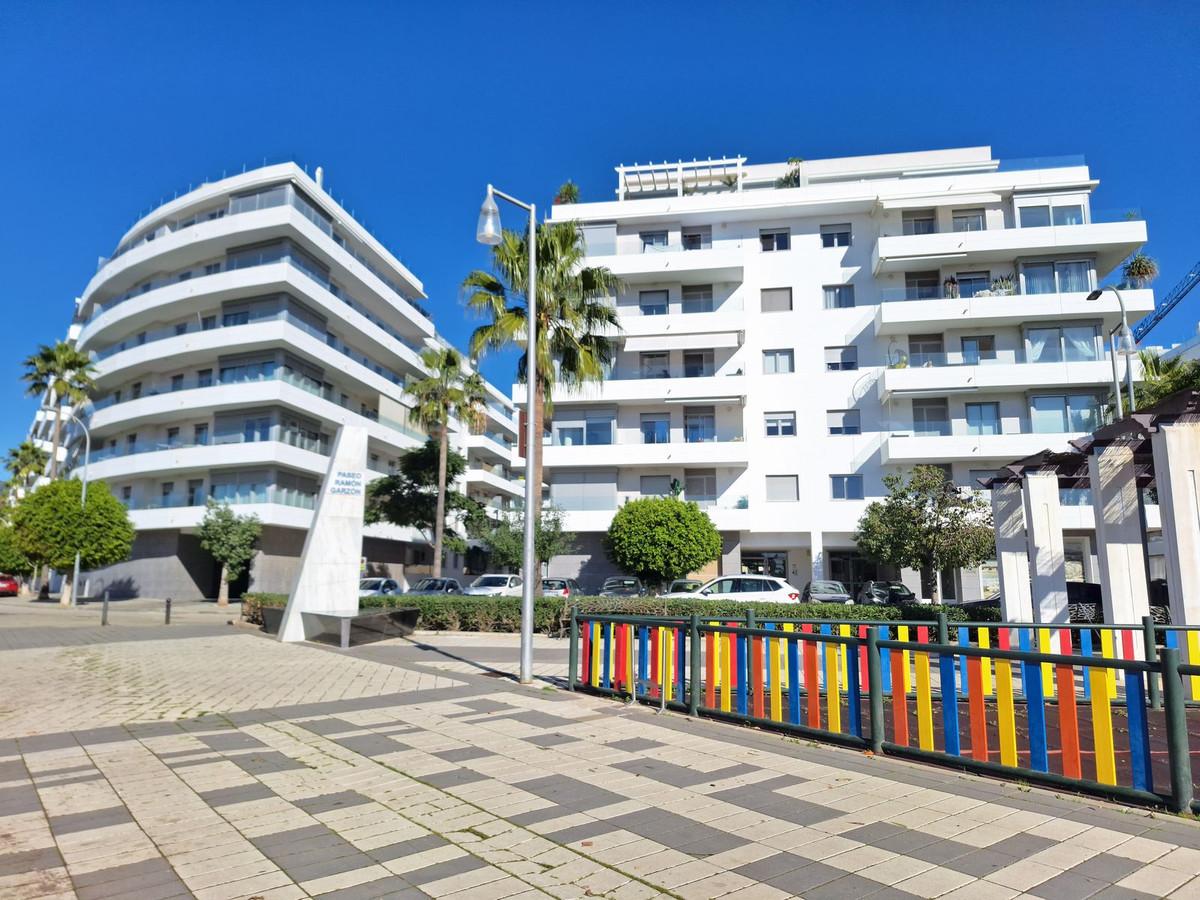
left=44, top=406, right=91, bottom=607
left=1087, top=286, right=1138, bottom=417
left=477, top=185, right=537, bottom=684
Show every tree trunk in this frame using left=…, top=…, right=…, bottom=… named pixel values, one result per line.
left=49, top=403, right=62, bottom=479
left=920, top=565, right=939, bottom=603
left=432, top=426, right=449, bottom=577
left=217, top=564, right=229, bottom=606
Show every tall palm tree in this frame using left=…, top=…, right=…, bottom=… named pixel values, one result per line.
left=463, top=220, right=621, bottom=516
left=407, top=347, right=487, bottom=576
left=5, top=441, right=50, bottom=495
left=21, top=342, right=95, bottom=478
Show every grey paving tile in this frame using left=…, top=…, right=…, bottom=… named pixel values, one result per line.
left=804, top=872, right=895, bottom=899
left=494, top=709, right=576, bottom=729
left=197, top=730, right=267, bottom=751
left=297, top=716, right=363, bottom=735
left=546, top=819, right=619, bottom=845
left=403, top=852, right=488, bottom=886
left=0, top=847, right=64, bottom=877
left=48, top=805, right=134, bottom=835
left=606, top=737, right=666, bottom=753
left=294, top=790, right=374, bottom=815
left=758, top=796, right=843, bottom=827
left=871, top=829, right=943, bottom=855
left=431, top=746, right=493, bottom=763
left=860, top=887, right=922, bottom=899
left=16, top=733, right=78, bottom=753
left=455, top=698, right=516, bottom=714
left=1028, top=869, right=1112, bottom=899
left=319, top=874, right=429, bottom=898
left=421, top=768, right=489, bottom=789
left=1089, top=886, right=1159, bottom=900
left=612, top=757, right=757, bottom=789
left=842, top=822, right=910, bottom=845
left=72, top=859, right=188, bottom=899
left=993, top=832, right=1057, bottom=858
left=251, top=824, right=329, bottom=848
left=333, top=733, right=408, bottom=757
left=945, top=846, right=1020, bottom=877
left=0, top=784, right=41, bottom=817
left=229, top=749, right=308, bottom=776
left=197, top=782, right=276, bottom=807
left=763, top=860, right=846, bottom=892
left=366, top=834, right=448, bottom=863
left=516, top=773, right=626, bottom=812
left=1065, top=853, right=1144, bottom=885
left=733, top=851, right=810, bottom=882
left=905, top=838, right=974, bottom=866
left=524, top=732, right=579, bottom=748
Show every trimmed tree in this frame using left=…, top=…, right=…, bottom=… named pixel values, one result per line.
left=854, top=465, right=994, bottom=602
left=0, top=525, right=35, bottom=592
left=604, top=497, right=722, bottom=591
left=11, top=480, right=134, bottom=605
left=479, top=507, right=575, bottom=574
left=197, top=501, right=262, bottom=606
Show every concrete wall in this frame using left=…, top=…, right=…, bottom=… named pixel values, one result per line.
left=85, top=529, right=215, bottom=599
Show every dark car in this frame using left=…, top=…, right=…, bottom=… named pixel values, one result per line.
left=0, top=574, right=18, bottom=596
left=598, top=577, right=646, bottom=598
left=802, top=580, right=852, bottom=604
left=542, top=577, right=582, bottom=599
left=406, top=577, right=463, bottom=595
left=857, top=581, right=918, bottom=605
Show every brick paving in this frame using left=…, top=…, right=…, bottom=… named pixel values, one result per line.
left=3, top=597, right=1200, bottom=898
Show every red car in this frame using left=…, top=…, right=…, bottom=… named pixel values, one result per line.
left=0, top=574, right=19, bottom=596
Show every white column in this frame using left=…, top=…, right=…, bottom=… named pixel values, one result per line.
left=1151, top=422, right=1200, bottom=626
left=1022, top=471, right=1069, bottom=628
left=991, top=481, right=1033, bottom=622
left=1088, top=443, right=1151, bottom=627
left=811, top=531, right=825, bottom=582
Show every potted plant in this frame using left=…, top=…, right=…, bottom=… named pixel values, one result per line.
left=775, top=157, right=805, bottom=189
left=553, top=180, right=580, bottom=205
left=1123, top=252, right=1158, bottom=287
left=943, top=276, right=959, bottom=299
left=721, top=174, right=740, bottom=192
left=990, top=274, right=1015, bottom=296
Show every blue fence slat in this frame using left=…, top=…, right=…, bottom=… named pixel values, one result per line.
left=1080, top=629, right=1093, bottom=700
left=1024, top=655, right=1049, bottom=772
left=676, top=627, right=686, bottom=698
left=939, top=651, right=960, bottom=756
left=1125, top=671, right=1154, bottom=793
left=602, top=622, right=611, bottom=689
left=787, top=637, right=801, bottom=724
left=958, top=628, right=970, bottom=693
left=736, top=633, right=748, bottom=715
left=819, top=624, right=831, bottom=688
left=847, top=643, right=862, bottom=738
left=638, top=626, right=649, bottom=696
left=880, top=626, right=892, bottom=693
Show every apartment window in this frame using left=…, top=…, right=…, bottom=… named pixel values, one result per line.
left=761, top=287, right=793, bottom=313
left=913, top=399, right=951, bottom=436
left=170, top=374, right=184, bottom=392
left=683, top=350, right=713, bottom=378
left=1053, top=205, right=1084, bottom=226
left=193, top=424, right=209, bottom=445
left=952, top=209, right=986, bottom=232
left=766, top=475, right=799, bottom=503
left=161, top=482, right=174, bottom=501
left=1023, top=260, right=1092, bottom=295
left=908, top=333, right=944, bottom=366
left=223, top=309, right=250, bottom=327
left=823, top=285, right=855, bottom=309
left=639, top=290, right=668, bottom=316
left=166, top=427, right=180, bottom=447
left=121, top=486, right=132, bottom=504
left=640, top=231, right=668, bottom=253
left=681, top=227, right=711, bottom=250
left=132, top=382, right=142, bottom=399
left=204, top=262, right=221, bottom=275
left=126, top=433, right=137, bottom=449
left=965, top=402, right=1002, bottom=436
left=174, top=323, right=187, bottom=336
left=556, top=410, right=614, bottom=446
left=640, top=352, right=670, bottom=378
left=765, top=411, right=796, bottom=437
left=827, top=409, right=861, bottom=435
left=186, top=479, right=204, bottom=506
left=640, top=413, right=670, bottom=444
left=1027, top=324, right=1100, bottom=363
left=820, top=223, right=851, bottom=247
left=962, top=335, right=997, bottom=364
left=1031, top=393, right=1102, bottom=434
left=201, top=315, right=216, bottom=330
left=831, top=475, right=864, bottom=500
left=178, top=271, right=193, bottom=282
left=682, top=284, right=713, bottom=313
left=763, top=349, right=794, bottom=375
left=197, top=368, right=213, bottom=388
left=905, top=271, right=941, bottom=300
left=759, top=228, right=790, bottom=252
left=640, top=475, right=672, bottom=497
left=902, top=209, right=937, bottom=235
left=824, top=345, right=857, bottom=371
left=956, top=271, right=990, bottom=298
left=556, top=425, right=584, bottom=446
left=243, top=416, right=271, bottom=443
left=684, top=406, right=715, bottom=443
left=684, top=469, right=717, bottom=506
left=1019, top=205, right=1052, bottom=228
left=585, top=411, right=614, bottom=446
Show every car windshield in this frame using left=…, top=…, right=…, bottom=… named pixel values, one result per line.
left=542, top=580, right=566, bottom=590
left=603, top=578, right=639, bottom=590
left=473, top=576, right=509, bottom=587
left=811, top=581, right=846, bottom=593
left=670, top=581, right=701, bottom=593
left=412, top=579, right=444, bottom=590
left=359, top=579, right=384, bottom=590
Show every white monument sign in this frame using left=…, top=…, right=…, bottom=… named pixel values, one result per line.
left=278, top=425, right=369, bottom=643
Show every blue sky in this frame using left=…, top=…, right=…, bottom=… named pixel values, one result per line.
left=1, top=0, right=1197, bottom=458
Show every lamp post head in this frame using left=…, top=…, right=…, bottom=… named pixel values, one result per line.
left=1086, top=289, right=1104, bottom=302
left=476, top=187, right=502, bottom=246
left=1118, top=324, right=1137, bottom=356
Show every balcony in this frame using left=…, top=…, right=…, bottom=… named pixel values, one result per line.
left=586, top=241, right=745, bottom=285
left=465, top=464, right=522, bottom=497
left=465, top=431, right=514, bottom=461
left=874, top=288, right=1154, bottom=336
left=85, top=439, right=330, bottom=482
left=872, top=216, right=1147, bottom=277
left=557, top=504, right=753, bottom=533
left=881, top=432, right=1086, bottom=464
left=878, top=353, right=1117, bottom=399
left=513, top=372, right=746, bottom=406
left=542, top=439, right=749, bottom=469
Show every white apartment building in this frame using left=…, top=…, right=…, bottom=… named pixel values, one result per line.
left=534, top=146, right=1155, bottom=600
left=30, top=163, right=521, bottom=598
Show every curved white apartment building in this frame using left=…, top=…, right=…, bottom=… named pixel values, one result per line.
left=34, top=163, right=520, bottom=598
left=536, top=146, right=1156, bottom=599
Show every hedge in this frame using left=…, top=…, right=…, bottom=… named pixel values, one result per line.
left=240, top=591, right=996, bottom=635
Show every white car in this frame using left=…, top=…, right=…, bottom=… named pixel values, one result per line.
left=665, top=575, right=803, bottom=603
left=359, top=577, right=401, bottom=597
left=463, top=574, right=523, bottom=597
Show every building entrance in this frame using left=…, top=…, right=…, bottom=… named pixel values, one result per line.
left=743, top=552, right=788, bottom=578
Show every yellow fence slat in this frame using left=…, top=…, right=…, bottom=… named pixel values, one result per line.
left=995, top=655, right=1017, bottom=767
left=914, top=650, right=934, bottom=751
left=1090, top=665, right=1117, bottom=785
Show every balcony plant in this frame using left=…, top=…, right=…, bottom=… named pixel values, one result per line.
left=721, top=174, right=740, bottom=192
left=943, top=276, right=959, bottom=299
left=774, top=157, right=805, bottom=189
left=989, top=274, right=1015, bottom=296
left=553, top=180, right=580, bottom=205
left=1122, top=252, right=1158, bottom=287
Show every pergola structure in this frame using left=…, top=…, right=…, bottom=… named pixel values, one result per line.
left=982, top=389, right=1200, bottom=641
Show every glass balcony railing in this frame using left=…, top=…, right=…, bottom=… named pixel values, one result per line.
left=92, top=433, right=330, bottom=464
left=127, top=485, right=318, bottom=512
left=888, top=348, right=1109, bottom=368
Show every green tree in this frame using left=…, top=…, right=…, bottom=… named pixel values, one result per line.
left=0, top=525, right=34, bottom=583
left=406, top=347, right=486, bottom=576
left=480, top=506, right=575, bottom=573
left=854, top=465, right=994, bottom=602
left=6, top=441, right=50, bottom=495
left=197, top=501, right=262, bottom=605
left=11, top=479, right=134, bottom=605
left=21, top=341, right=95, bottom=479
left=366, top=439, right=487, bottom=559
left=604, top=497, right=722, bottom=590
left=463, top=220, right=622, bottom=535
left=1130, top=349, right=1200, bottom=410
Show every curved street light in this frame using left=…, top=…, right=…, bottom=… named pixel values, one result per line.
left=1087, top=286, right=1138, bottom=417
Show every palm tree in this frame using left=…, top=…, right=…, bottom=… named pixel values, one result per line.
left=21, top=342, right=95, bottom=478
left=407, top=347, right=487, bottom=576
left=5, top=441, right=50, bottom=496
left=1132, top=348, right=1200, bottom=409
left=463, top=220, right=621, bottom=517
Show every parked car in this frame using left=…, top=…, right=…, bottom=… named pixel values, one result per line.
left=359, top=578, right=401, bottom=597
left=464, top=574, right=523, bottom=597
left=666, top=575, right=802, bottom=603
left=406, top=577, right=463, bottom=595
left=542, top=578, right=582, bottom=599
left=665, top=579, right=704, bottom=595
left=856, top=581, right=918, bottom=605
left=0, top=574, right=18, bottom=596
left=801, top=580, right=853, bottom=604
left=598, top=577, right=646, bottom=598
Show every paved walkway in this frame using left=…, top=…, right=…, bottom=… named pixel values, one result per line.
left=3, top=599, right=1200, bottom=899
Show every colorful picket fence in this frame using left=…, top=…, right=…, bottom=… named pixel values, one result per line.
left=568, top=611, right=1197, bottom=814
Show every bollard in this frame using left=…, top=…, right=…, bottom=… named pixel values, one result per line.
left=567, top=607, right=579, bottom=692
left=1160, top=647, right=1193, bottom=813
left=101, top=590, right=110, bottom=626
left=689, top=614, right=701, bottom=717
left=866, top=626, right=884, bottom=754
left=164, top=597, right=172, bottom=625
left=1143, top=615, right=1161, bottom=710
